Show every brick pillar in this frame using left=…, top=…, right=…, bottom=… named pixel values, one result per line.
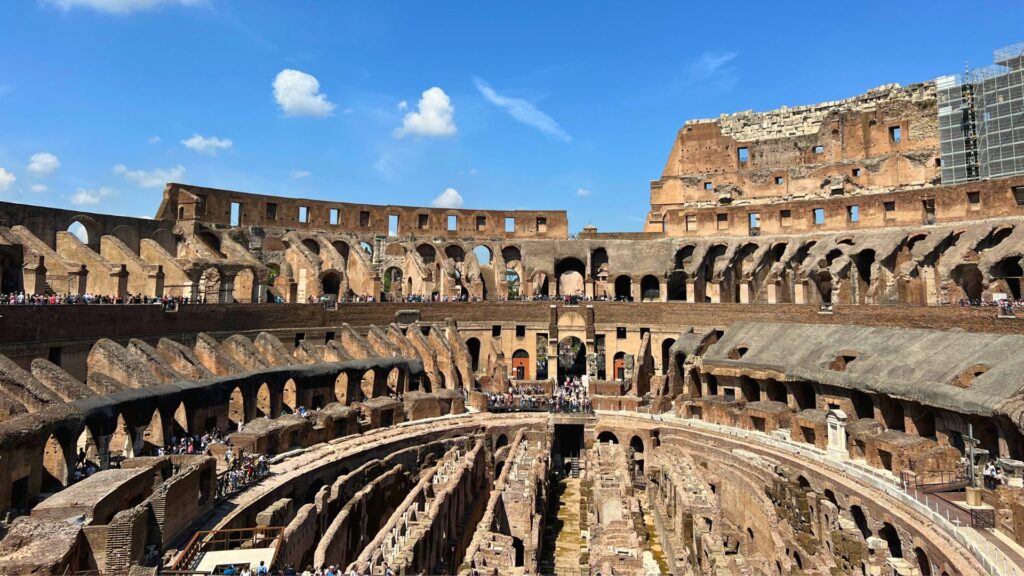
left=659, top=279, right=668, bottom=302
left=738, top=282, right=750, bottom=303
left=685, top=280, right=695, bottom=303
left=767, top=282, right=778, bottom=304
left=148, top=265, right=165, bottom=298
left=794, top=282, right=806, bottom=305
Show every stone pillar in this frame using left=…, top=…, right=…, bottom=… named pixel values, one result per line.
left=738, top=282, right=750, bottom=304
left=148, top=265, right=165, bottom=298
left=659, top=279, right=668, bottom=302
left=826, top=409, right=849, bottom=461
left=219, top=271, right=237, bottom=303
left=547, top=277, right=556, bottom=298
left=112, top=265, right=129, bottom=298
left=585, top=277, right=594, bottom=299
left=767, top=282, right=778, bottom=304
left=794, top=282, right=806, bottom=305
left=631, top=279, right=639, bottom=302
left=685, top=280, right=695, bottom=303
left=22, top=258, right=49, bottom=295
left=187, top=276, right=202, bottom=303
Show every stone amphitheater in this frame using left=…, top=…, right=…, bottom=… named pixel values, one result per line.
left=3, top=50, right=1024, bottom=576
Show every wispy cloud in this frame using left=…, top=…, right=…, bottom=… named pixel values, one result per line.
left=181, top=134, right=233, bottom=155
left=290, top=169, right=310, bottom=179
left=687, top=51, right=739, bottom=92
left=473, top=77, right=570, bottom=142
left=576, top=187, right=591, bottom=197
left=70, top=186, right=115, bottom=206
left=113, top=163, right=185, bottom=188
left=42, top=0, right=207, bottom=15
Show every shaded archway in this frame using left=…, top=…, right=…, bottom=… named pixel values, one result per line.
left=555, top=257, right=586, bottom=296
left=661, top=338, right=676, bottom=376
left=597, top=431, right=619, bottom=444
left=302, top=238, right=321, bottom=255
left=915, top=547, right=932, bottom=576
left=557, top=336, right=587, bottom=382
left=879, top=522, right=903, bottom=557
left=614, top=275, right=632, bottom=301
left=613, top=351, right=626, bottom=381
left=505, top=270, right=521, bottom=299
left=228, top=386, right=245, bottom=424
left=851, top=390, right=874, bottom=420
left=417, top=243, right=436, bottom=264
left=257, top=383, right=272, bottom=417
left=473, top=245, right=492, bottom=266
left=851, top=505, right=871, bottom=539
left=142, top=409, right=164, bottom=455
left=321, top=271, right=343, bottom=299
left=630, top=435, right=645, bottom=453
left=335, top=372, right=350, bottom=404
left=283, top=379, right=298, bottom=413
left=466, top=337, right=482, bottom=373
left=511, top=349, right=530, bottom=380
left=41, top=432, right=71, bottom=492
left=640, top=275, right=660, bottom=301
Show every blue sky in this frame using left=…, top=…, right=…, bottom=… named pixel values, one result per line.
left=1, top=1, right=1022, bottom=232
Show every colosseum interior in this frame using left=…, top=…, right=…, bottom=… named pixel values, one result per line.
left=2, top=43, right=1024, bottom=576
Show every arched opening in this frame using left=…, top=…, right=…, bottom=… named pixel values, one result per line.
left=793, top=551, right=803, bottom=570
left=382, top=267, right=403, bottom=300
left=915, top=547, right=932, bottom=576
left=991, top=256, right=1024, bottom=299
left=661, top=338, right=676, bottom=376
left=824, top=489, right=838, bottom=508
left=557, top=336, right=587, bottom=382
left=532, top=272, right=549, bottom=297
left=142, top=409, right=164, bottom=455
left=283, top=379, right=298, bottom=413
left=77, top=427, right=99, bottom=469
left=674, top=245, right=695, bottom=270
left=359, top=241, right=373, bottom=257
left=667, top=271, right=687, bottom=301
left=851, top=505, right=871, bottom=539
left=614, top=275, right=632, bottom=301
left=444, top=244, right=465, bottom=262
left=67, top=218, right=100, bottom=250
left=384, top=243, right=405, bottom=257
left=198, top=230, right=225, bottom=257
left=511, top=349, right=530, bottom=380
left=417, top=243, right=436, bottom=264
left=590, top=247, right=608, bottom=280
left=597, top=431, right=619, bottom=444
left=913, top=408, right=936, bottom=438
left=883, top=399, right=906, bottom=431
left=555, top=257, right=586, bottom=296
left=705, top=374, right=719, bottom=396
left=612, top=351, right=626, bottom=381
left=335, top=372, right=350, bottom=404
left=765, top=380, right=786, bottom=403
left=505, top=270, right=521, bottom=299
left=851, top=390, right=874, bottom=420
left=332, top=241, right=351, bottom=260
left=793, top=381, right=816, bottom=411
left=110, top=414, right=134, bottom=465
left=41, top=432, right=70, bottom=492
left=172, top=402, right=189, bottom=438
left=952, top=264, right=984, bottom=302
left=640, top=274, right=660, bottom=301
left=739, top=376, right=760, bottom=402
left=228, top=387, right=245, bottom=424
left=386, top=367, right=401, bottom=394
left=321, top=271, right=343, bottom=299
left=301, top=238, right=321, bottom=255
left=232, top=268, right=256, bottom=303
left=473, top=245, right=492, bottom=266
left=502, top=246, right=522, bottom=265
left=630, top=435, right=645, bottom=453
left=360, top=370, right=376, bottom=400
left=466, top=338, right=481, bottom=372
left=495, top=434, right=509, bottom=450
left=879, top=522, right=903, bottom=557
left=257, top=383, right=272, bottom=417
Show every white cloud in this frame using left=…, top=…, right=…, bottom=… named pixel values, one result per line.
left=374, top=152, right=397, bottom=179
left=27, top=152, right=60, bottom=176
left=431, top=187, right=463, bottom=208
left=394, top=87, right=457, bottom=138
left=290, top=169, right=311, bottom=179
left=31, top=184, right=48, bottom=193
left=576, top=187, right=592, bottom=197
left=688, top=51, right=739, bottom=92
left=181, top=134, right=233, bottom=155
left=70, top=186, right=115, bottom=206
left=273, top=69, right=336, bottom=117
left=474, top=77, right=570, bottom=142
left=147, top=136, right=162, bottom=144
left=43, top=0, right=205, bottom=14
left=113, top=163, right=185, bottom=188
left=397, top=100, right=408, bottom=111
left=0, top=168, right=15, bottom=192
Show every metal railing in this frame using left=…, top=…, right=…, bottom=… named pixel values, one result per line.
left=170, top=526, right=283, bottom=572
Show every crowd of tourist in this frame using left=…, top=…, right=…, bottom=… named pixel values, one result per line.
left=984, top=461, right=1009, bottom=489
left=217, top=447, right=270, bottom=499
left=486, top=376, right=593, bottom=414
left=958, top=297, right=1022, bottom=316
left=0, top=292, right=206, bottom=306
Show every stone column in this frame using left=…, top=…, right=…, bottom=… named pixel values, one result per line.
left=22, top=258, right=49, bottom=295
left=631, top=279, right=639, bottom=302
left=112, top=265, right=129, bottom=299
left=794, top=282, right=806, bottom=305
left=659, top=278, right=668, bottom=302
left=738, top=282, right=750, bottom=304
left=685, top=280, right=695, bottom=303
left=219, top=271, right=237, bottom=303
left=148, top=265, right=165, bottom=298
left=767, top=282, right=778, bottom=304
left=826, top=410, right=849, bottom=461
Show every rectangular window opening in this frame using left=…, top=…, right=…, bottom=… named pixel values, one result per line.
left=1013, top=186, right=1024, bottom=206
left=813, top=145, right=825, bottom=154
left=492, top=325, right=502, bottom=337
left=812, top=208, right=825, bottom=225
left=536, top=217, right=547, bottom=233
left=418, top=213, right=429, bottom=229
left=847, top=205, right=860, bottom=223
left=447, top=214, right=458, bottom=231
left=884, top=201, right=896, bottom=217
left=359, top=210, right=370, bottom=227
left=505, top=217, right=516, bottom=233
left=774, top=176, right=784, bottom=185
left=889, top=126, right=902, bottom=143
left=230, top=201, right=241, bottom=227
left=388, top=214, right=399, bottom=237
left=748, top=212, right=761, bottom=231
left=516, top=325, right=526, bottom=338
left=476, top=216, right=486, bottom=231
left=716, top=213, right=729, bottom=230
left=780, top=209, right=792, bottom=227
left=616, top=326, right=627, bottom=339
left=704, top=181, right=713, bottom=191
left=737, top=147, right=749, bottom=163
left=329, top=208, right=340, bottom=226
left=265, top=202, right=278, bottom=221
left=685, top=214, right=698, bottom=231
left=298, top=206, right=309, bottom=224
left=852, top=168, right=862, bottom=177
left=967, top=191, right=981, bottom=210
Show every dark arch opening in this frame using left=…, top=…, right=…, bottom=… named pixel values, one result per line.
left=640, top=275, right=660, bottom=301
left=614, top=275, right=632, bottom=301
left=466, top=338, right=481, bottom=372
left=597, top=431, right=619, bottom=444
left=661, top=338, right=676, bottom=376
left=793, top=381, right=816, bottom=411
left=321, top=271, right=342, bottom=298
left=851, top=390, right=874, bottom=420
left=557, top=336, right=587, bottom=382
left=851, top=505, right=871, bottom=539
left=915, top=547, right=932, bottom=576
left=495, top=434, right=509, bottom=450
left=879, top=522, right=902, bottom=557
left=630, top=435, right=645, bottom=453
left=417, top=243, right=436, bottom=264
left=301, top=238, right=321, bottom=255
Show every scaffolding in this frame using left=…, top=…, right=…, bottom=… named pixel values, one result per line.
left=938, top=43, right=1024, bottom=185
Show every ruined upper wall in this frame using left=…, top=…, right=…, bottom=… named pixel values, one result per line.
left=649, top=82, right=941, bottom=230
left=157, top=183, right=569, bottom=240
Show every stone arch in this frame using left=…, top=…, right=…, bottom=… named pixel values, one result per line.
left=913, top=407, right=936, bottom=438
left=321, top=270, right=343, bottom=298
left=915, top=547, right=932, bottom=576
left=150, top=228, right=176, bottom=254
left=332, top=240, right=351, bottom=259
left=495, top=434, right=509, bottom=450
left=382, top=266, right=403, bottom=300
left=473, top=245, right=492, bottom=266
left=502, top=245, right=522, bottom=265
left=283, top=378, right=298, bottom=413
left=667, top=270, right=687, bottom=301
left=199, top=266, right=222, bottom=302
left=851, top=505, right=871, bottom=539
left=883, top=398, right=906, bottom=431
left=110, top=413, right=135, bottom=464
left=172, top=401, right=189, bottom=438
left=417, top=243, right=437, bottom=263
left=467, top=337, right=481, bottom=372
left=257, top=382, right=272, bottom=417
left=879, top=522, right=903, bottom=557
left=640, top=274, right=660, bottom=301
left=765, top=379, right=786, bottom=403
left=67, top=215, right=102, bottom=250
left=109, top=224, right=140, bottom=252
left=614, top=275, right=632, bottom=300
left=142, top=408, right=164, bottom=454
left=505, top=269, right=521, bottom=299
left=386, top=367, right=402, bottom=394
left=674, top=245, right=696, bottom=270
left=613, top=351, right=627, bottom=381
left=197, top=230, right=225, bottom=257
left=360, top=370, right=376, bottom=400
left=597, top=431, right=619, bottom=444
left=591, top=248, right=608, bottom=279
left=385, top=243, right=405, bottom=257
left=41, top=430, right=72, bottom=492
left=77, top=427, right=99, bottom=468
left=661, top=338, right=676, bottom=376
left=445, top=244, right=465, bottom=262
left=557, top=336, right=587, bottom=382
left=555, top=257, right=585, bottom=296
left=793, top=381, right=816, bottom=411
left=951, top=264, right=984, bottom=302
left=334, top=372, right=350, bottom=404
left=630, top=435, right=645, bottom=453
left=228, top=386, right=245, bottom=425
